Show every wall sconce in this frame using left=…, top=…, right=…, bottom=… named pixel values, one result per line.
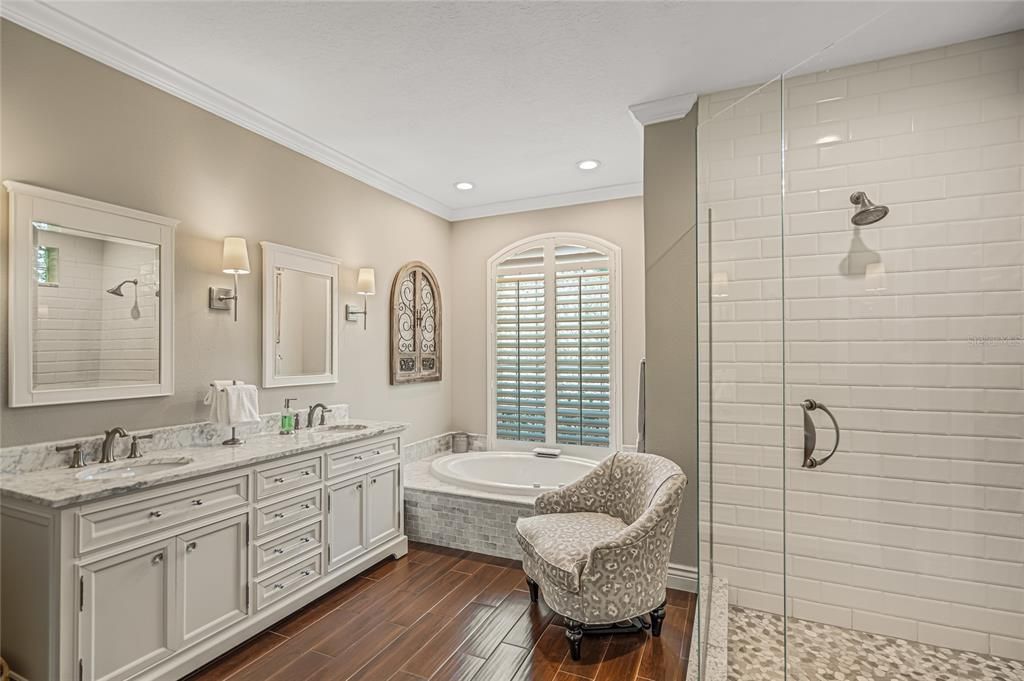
left=345, top=267, right=376, bottom=329
left=209, top=237, right=250, bottom=322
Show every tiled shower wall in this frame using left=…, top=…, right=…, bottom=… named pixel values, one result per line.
left=698, top=31, right=1023, bottom=658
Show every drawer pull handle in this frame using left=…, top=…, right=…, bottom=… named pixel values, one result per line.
left=374, top=450, right=381, bottom=456
left=273, top=547, right=285, bottom=554
left=274, top=512, right=286, bottom=519
left=371, top=478, right=377, bottom=485
left=191, top=499, right=203, bottom=506
left=301, top=569, right=313, bottom=577
left=273, top=582, right=285, bottom=590
left=356, top=484, right=363, bottom=490
left=186, top=541, right=197, bottom=553
left=150, top=510, right=163, bottom=519
left=301, top=503, right=311, bottom=510
left=301, top=537, right=312, bottom=543
left=273, top=477, right=285, bottom=483
left=354, top=455, right=363, bottom=461
left=301, top=470, right=312, bottom=476
left=152, top=552, right=164, bottom=565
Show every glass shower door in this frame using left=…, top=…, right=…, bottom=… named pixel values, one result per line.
left=780, top=29, right=1024, bottom=681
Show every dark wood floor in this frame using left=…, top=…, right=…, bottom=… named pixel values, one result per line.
left=184, top=542, right=696, bottom=681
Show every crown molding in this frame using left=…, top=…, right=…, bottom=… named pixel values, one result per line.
left=1, top=1, right=454, bottom=220
left=628, top=93, right=698, bottom=127
left=450, top=182, right=643, bottom=222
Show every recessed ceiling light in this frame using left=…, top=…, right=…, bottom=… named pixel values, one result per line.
left=455, top=181, right=474, bottom=191
left=577, top=160, right=600, bottom=171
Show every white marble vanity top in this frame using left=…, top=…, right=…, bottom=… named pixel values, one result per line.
left=0, top=419, right=406, bottom=508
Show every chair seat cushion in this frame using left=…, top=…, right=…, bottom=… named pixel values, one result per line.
left=515, top=512, right=627, bottom=594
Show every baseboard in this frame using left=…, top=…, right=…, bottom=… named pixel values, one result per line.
left=667, top=562, right=698, bottom=593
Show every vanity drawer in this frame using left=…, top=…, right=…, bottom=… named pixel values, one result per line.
left=77, top=474, right=249, bottom=554
left=255, top=455, right=323, bottom=500
left=256, top=553, right=322, bottom=610
left=326, top=438, right=399, bottom=479
left=256, top=487, right=322, bottom=537
left=255, top=520, right=321, bottom=575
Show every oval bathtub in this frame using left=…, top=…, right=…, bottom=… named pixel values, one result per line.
left=430, top=451, right=597, bottom=496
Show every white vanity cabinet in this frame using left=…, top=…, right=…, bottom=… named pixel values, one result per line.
left=1, top=434, right=406, bottom=681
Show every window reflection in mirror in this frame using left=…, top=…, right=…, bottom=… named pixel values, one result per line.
left=274, top=267, right=332, bottom=378
left=32, top=222, right=161, bottom=391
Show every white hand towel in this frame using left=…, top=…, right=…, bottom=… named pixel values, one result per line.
left=223, top=384, right=260, bottom=425
left=203, top=380, right=237, bottom=424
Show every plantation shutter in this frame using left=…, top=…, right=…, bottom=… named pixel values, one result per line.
left=494, top=246, right=546, bottom=442
left=554, top=245, right=611, bottom=447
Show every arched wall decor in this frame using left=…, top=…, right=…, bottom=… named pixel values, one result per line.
left=389, top=261, right=442, bottom=384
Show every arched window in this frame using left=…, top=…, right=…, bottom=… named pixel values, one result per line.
left=487, top=234, right=622, bottom=455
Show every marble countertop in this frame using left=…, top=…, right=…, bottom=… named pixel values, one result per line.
left=0, top=419, right=407, bottom=508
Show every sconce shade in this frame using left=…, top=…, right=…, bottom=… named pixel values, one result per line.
left=356, top=268, right=376, bottom=295
left=222, top=237, right=250, bottom=274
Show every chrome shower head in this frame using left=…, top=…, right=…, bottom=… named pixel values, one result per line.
left=105, top=279, right=138, bottom=297
left=850, top=191, right=889, bottom=226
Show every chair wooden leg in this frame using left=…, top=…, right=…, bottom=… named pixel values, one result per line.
left=565, top=619, right=583, bottom=661
left=650, top=600, right=667, bottom=637
left=526, top=577, right=539, bottom=603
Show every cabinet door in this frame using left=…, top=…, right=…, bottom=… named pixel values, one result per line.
left=366, top=465, right=400, bottom=547
left=177, top=514, right=249, bottom=647
left=78, top=539, right=176, bottom=681
left=326, top=475, right=365, bottom=571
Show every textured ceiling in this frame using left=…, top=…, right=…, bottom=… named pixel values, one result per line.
left=12, top=1, right=1024, bottom=219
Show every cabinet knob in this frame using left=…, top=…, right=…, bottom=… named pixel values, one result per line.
left=301, top=570, right=312, bottom=577
left=273, top=547, right=285, bottom=554
left=301, top=503, right=311, bottom=510
left=301, top=537, right=312, bottom=543
left=301, top=470, right=312, bottom=476
left=273, top=583, right=285, bottom=590
left=356, top=484, right=362, bottom=490
left=274, top=512, right=286, bottom=519
left=273, top=477, right=285, bottom=483
left=354, top=455, right=363, bottom=461
left=191, top=499, right=203, bottom=506
left=186, top=541, right=197, bottom=553
left=150, top=510, right=163, bottom=518
left=371, top=478, right=377, bottom=485
left=374, top=450, right=381, bottom=456
left=152, top=552, right=164, bottom=564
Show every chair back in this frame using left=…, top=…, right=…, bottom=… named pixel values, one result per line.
left=603, top=451, right=686, bottom=525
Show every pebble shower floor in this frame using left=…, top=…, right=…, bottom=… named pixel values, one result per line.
left=728, top=607, right=1024, bottom=681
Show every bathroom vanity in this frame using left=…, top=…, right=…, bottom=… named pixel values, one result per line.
left=0, top=423, right=407, bottom=681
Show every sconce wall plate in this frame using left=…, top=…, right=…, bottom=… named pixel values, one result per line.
left=209, top=286, right=233, bottom=311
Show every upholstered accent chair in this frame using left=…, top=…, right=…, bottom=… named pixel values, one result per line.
left=514, top=451, right=687, bottom=660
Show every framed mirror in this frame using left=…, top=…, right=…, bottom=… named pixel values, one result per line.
left=4, top=181, right=177, bottom=407
left=260, top=242, right=340, bottom=387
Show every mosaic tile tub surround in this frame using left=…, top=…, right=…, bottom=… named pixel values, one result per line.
left=0, top=404, right=353, bottom=475
left=728, top=606, right=1024, bottom=681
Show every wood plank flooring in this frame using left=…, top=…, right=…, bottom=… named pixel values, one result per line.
left=183, top=542, right=696, bottom=681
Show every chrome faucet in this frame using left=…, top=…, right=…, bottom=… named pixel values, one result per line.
left=101, top=427, right=130, bottom=464
left=307, top=403, right=332, bottom=428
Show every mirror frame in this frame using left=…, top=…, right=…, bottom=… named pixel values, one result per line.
left=260, top=241, right=341, bottom=388
left=4, top=181, right=178, bottom=407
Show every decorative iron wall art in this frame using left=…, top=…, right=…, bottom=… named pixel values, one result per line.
left=390, top=261, right=442, bottom=384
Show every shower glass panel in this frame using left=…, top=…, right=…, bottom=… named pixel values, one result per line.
left=781, top=29, right=1024, bottom=680
left=699, top=24, right=1023, bottom=681
left=697, top=75, right=785, bottom=680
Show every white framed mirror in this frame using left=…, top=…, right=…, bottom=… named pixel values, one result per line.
left=4, top=181, right=177, bottom=407
left=260, top=242, right=340, bottom=388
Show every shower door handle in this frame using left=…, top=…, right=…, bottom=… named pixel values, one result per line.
left=801, top=399, right=840, bottom=469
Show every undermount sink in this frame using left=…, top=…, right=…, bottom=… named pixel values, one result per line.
left=318, top=424, right=369, bottom=433
left=75, top=458, right=193, bottom=481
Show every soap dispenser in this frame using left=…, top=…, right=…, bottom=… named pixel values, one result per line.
left=280, top=397, right=298, bottom=435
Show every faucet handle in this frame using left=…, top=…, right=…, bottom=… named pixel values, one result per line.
left=58, top=443, right=87, bottom=469
left=128, top=434, right=152, bottom=460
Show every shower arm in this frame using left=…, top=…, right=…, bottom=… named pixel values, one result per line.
left=801, top=399, right=840, bottom=469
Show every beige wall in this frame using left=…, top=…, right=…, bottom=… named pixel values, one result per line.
left=0, top=21, right=453, bottom=446
left=643, top=113, right=699, bottom=568
left=450, top=198, right=646, bottom=446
